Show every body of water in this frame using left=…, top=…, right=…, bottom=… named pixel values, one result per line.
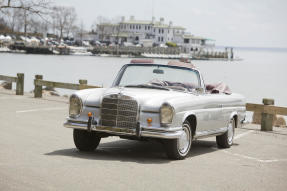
left=1, top=49, right=287, bottom=110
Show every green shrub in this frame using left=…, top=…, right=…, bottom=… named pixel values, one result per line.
left=166, top=41, right=177, bottom=47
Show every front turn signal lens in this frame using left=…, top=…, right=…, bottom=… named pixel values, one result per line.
left=147, top=118, right=152, bottom=124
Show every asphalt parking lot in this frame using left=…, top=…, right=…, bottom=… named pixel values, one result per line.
left=1, top=89, right=287, bottom=191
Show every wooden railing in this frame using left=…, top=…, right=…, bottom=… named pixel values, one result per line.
left=0, top=73, right=24, bottom=95
left=33, top=75, right=101, bottom=98
left=246, top=98, right=287, bottom=131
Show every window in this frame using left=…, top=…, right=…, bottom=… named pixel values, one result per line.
left=139, top=25, right=141, bottom=29
left=184, top=39, right=190, bottom=44
left=161, top=37, right=163, bottom=42
left=158, top=37, right=160, bottom=42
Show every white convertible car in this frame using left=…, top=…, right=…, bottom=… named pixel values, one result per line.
left=64, top=61, right=246, bottom=159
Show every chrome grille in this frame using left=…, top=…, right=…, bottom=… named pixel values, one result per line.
left=100, top=95, right=138, bottom=129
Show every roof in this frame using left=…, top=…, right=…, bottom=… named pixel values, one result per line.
left=97, top=23, right=119, bottom=27
left=121, top=20, right=152, bottom=25
left=183, top=34, right=207, bottom=40
left=120, top=20, right=186, bottom=30
left=171, top=26, right=186, bottom=30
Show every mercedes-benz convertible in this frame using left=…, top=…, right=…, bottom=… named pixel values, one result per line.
left=64, top=61, right=246, bottom=159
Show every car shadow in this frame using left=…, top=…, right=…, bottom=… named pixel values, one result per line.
left=45, top=139, right=222, bottom=164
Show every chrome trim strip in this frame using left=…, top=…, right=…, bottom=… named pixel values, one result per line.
left=64, top=121, right=182, bottom=139
left=194, top=127, right=228, bottom=139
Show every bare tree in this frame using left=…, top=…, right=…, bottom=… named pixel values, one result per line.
left=78, top=20, right=85, bottom=45
left=93, top=16, right=110, bottom=42
left=51, top=5, right=77, bottom=41
left=3, top=8, right=18, bottom=31
left=64, top=7, right=77, bottom=38
left=0, top=0, right=51, bottom=16
left=0, top=0, right=51, bottom=35
left=0, top=17, right=10, bottom=31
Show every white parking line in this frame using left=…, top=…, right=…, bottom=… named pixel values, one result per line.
left=16, top=107, right=66, bottom=113
left=210, top=130, right=287, bottom=163
left=222, top=150, right=287, bottom=163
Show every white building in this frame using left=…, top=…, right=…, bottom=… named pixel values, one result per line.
left=179, top=34, right=215, bottom=53
left=95, top=16, right=214, bottom=52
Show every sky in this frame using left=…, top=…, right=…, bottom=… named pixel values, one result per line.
left=56, top=0, right=287, bottom=48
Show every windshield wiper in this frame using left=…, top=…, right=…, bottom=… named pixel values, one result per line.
left=124, top=84, right=170, bottom=91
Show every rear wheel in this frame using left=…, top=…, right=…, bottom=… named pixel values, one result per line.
left=216, top=118, right=235, bottom=148
left=164, top=120, right=193, bottom=160
left=73, top=129, right=101, bottom=151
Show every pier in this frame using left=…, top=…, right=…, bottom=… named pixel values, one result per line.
left=92, top=46, right=232, bottom=60
left=9, top=44, right=54, bottom=54
left=4, top=43, right=232, bottom=60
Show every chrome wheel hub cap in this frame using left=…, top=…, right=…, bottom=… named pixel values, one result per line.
left=227, top=120, right=234, bottom=145
left=178, top=125, right=190, bottom=154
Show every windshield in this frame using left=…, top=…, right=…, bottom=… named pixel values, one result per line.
left=114, top=64, right=201, bottom=91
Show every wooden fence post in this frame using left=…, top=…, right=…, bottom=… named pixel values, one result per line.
left=79, top=79, right=87, bottom=90
left=261, top=98, right=274, bottom=131
left=16, top=73, right=24, bottom=95
left=34, top=75, right=43, bottom=98
left=5, top=82, right=12, bottom=90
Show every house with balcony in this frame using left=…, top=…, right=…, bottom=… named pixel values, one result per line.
left=95, top=16, right=214, bottom=52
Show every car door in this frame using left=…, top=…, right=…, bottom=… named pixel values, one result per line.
left=195, top=94, right=224, bottom=132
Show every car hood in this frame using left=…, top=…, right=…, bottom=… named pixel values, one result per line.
left=83, top=87, right=197, bottom=112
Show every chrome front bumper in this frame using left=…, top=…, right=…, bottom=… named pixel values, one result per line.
left=64, top=120, right=183, bottom=139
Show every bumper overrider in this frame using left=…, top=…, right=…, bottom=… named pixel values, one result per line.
left=64, top=119, right=183, bottom=139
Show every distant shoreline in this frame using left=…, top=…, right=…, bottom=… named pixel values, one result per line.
left=216, top=46, right=287, bottom=52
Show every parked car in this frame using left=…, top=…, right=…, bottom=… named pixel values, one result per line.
left=64, top=61, right=246, bottom=159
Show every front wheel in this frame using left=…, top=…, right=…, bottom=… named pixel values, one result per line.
left=216, top=118, right=235, bottom=148
left=73, top=129, right=101, bottom=151
left=164, top=120, right=193, bottom=160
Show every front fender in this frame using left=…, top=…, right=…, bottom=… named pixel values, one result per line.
left=182, top=111, right=196, bottom=124
left=229, top=111, right=238, bottom=127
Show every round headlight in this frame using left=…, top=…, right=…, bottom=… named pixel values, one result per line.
left=69, top=95, right=82, bottom=118
left=160, top=103, right=174, bottom=125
